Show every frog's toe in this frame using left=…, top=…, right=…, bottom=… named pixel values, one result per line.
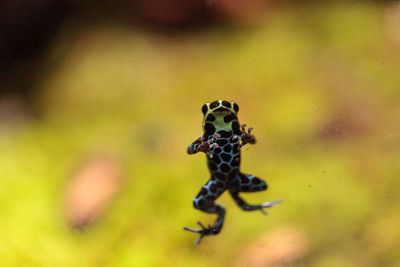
left=259, top=200, right=283, bottom=214
left=261, top=200, right=283, bottom=208
left=183, top=221, right=219, bottom=245
left=183, top=226, right=202, bottom=233
left=232, top=135, right=241, bottom=140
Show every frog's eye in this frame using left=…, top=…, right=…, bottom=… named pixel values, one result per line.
left=232, top=102, right=239, bottom=113
left=210, top=101, right=220, bottom=109
left=221, top=101, right=231, bottom=108
left=201, top=104, right=208, bottom=115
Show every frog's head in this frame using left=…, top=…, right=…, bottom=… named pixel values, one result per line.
left=201, top=100, right=240, bottom=136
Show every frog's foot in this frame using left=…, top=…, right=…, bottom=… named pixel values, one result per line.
left=230, top=190, right=282, bottom=215
left=198, top=133, right=221, bottom=158
left=259, top=200, right=283, bottom=215
left=232, top=124, right=256, bottom=148
left=183, top=221, right=219, bottom=245
left=239, top=124, right=256, bottom=147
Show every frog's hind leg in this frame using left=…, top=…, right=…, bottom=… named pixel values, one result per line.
left=184, top=179, right=226, bottom=245
left=229, top=173, right=282, bottom=214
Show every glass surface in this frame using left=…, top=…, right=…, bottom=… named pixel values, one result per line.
left=1, top=1, right=399, bottom=266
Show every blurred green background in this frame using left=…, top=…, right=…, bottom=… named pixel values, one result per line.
left=1, top=1, right=400, bottom=266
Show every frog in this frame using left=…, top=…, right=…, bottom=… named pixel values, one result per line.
left=184, top=100, right=282, bottom=245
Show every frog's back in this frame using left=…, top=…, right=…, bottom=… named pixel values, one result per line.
left=201, top=100, right=243, bottom=184
left=207, top=131, right=241, bottom=182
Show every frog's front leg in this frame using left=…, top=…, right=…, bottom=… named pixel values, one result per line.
left=186, top=133, right=221, bottom=158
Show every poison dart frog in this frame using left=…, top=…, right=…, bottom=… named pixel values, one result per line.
left=184, top=100, right=282, bottom=245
